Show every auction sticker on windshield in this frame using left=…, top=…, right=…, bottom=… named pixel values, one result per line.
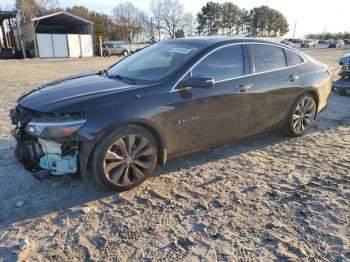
left=169, top=47, right=198, bottom=54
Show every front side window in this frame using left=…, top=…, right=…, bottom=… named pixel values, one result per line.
left=285, top=49, right=304, bottom=66
left=107, top=43, right=203, bottom=84
left=192, top=45, right=244, bottom=81
left=250, top=44, right=286, bottom=73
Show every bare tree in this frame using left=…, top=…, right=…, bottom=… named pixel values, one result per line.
left=150, top=0, right=163, bottom=41
left=183, top=12, right=196, bottom=37
left=16, top=0, right=42, bottom=21
left=39, top=0, right=60, bottom=11
left=140, top=12, right=157, bottom=43
left=112, top=1, right=143, bottom=43
left=159, top=0, right=184, bottom=39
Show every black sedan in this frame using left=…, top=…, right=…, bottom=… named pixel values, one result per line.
left=10, top=37, right=332, bottom=191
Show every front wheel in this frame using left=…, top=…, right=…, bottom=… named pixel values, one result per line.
left=123, top=50, right=129, bottom=57
left=284, top=94, right=317, bottom=137
left=91, top=125, right=158, bottom=191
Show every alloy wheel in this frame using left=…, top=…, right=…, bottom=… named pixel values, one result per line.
left=292, top=97, right=316, bottom=134
left=103, top=134, right=155, bottom=186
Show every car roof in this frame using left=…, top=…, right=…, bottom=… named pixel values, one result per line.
left=163, top=36, right=287, bottom=48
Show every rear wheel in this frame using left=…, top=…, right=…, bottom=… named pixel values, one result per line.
left=284, top=94, right=316, bottom=137
left=91, top=125, right=158, bottom=191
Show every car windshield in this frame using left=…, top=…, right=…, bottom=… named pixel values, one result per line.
left=106, top=43, right=202, bottom=84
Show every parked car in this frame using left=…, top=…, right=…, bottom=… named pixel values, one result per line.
left=318, top=40, right=329, bottom=44
left=102, top=42, right=130, bottom=57
left=332, top=53, right=350, bottom=96
left=10, top=37, right=332, bottom=191
left=301, top=40, right=317, bottom=48
left=280, top=40, right=295, bottom=47
left=344, top=39, right=350, bottom=44
left=292, top=39, right=303, bottom=44
left=328, top=40, right=344, bottom=48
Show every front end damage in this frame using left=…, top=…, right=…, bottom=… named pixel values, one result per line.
left=10, top=106, right=85, bottom=176
left=332, top=54, right=350, bottom=95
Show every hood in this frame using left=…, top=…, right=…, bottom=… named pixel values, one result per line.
left=18, top=73, right=142, bottom=112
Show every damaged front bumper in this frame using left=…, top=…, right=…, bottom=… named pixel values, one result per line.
left=10, top=106, right=87, bottom=176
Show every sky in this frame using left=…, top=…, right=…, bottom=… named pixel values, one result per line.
left=1, top=0, right=349, bottom=37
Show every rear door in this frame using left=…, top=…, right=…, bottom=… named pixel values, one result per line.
left=169, top=44, right=253, bottom=155
left=247, top=44, right=302, bottom=133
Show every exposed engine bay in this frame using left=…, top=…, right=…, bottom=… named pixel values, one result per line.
left=10, top=106, right=83, bottom=176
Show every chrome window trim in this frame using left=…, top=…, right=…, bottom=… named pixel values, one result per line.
left=170, top=42, right=307, bottom=92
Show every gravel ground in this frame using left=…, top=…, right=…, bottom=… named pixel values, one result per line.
left=0, top=48, right=349, bottom=261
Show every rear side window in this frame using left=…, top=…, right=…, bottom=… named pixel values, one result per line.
left=285, top=49, right=304, bottom=66
left=192, top=45, right=244, bottom=81
left=250, top=44, right=286, bottom=73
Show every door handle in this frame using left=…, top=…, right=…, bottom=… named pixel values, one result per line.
left=286, top=75, right=300, bottom=82
left=237, top=84, right=252, bottom=92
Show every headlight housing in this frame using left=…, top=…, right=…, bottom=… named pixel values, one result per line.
left=25, top=117, right=87, bottom=138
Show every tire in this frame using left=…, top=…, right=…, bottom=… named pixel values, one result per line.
left=284, top=94, right=317, bottom=137
left=103, top=51, right=110, bottom=57
left=91, top=125, right=158, bottom=191
left=123, top=50, right=129, bottom=57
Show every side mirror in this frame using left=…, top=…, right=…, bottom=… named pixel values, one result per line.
left=177, top=76, right=214, bottom=90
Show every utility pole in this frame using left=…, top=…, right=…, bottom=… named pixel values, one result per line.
left=99, top=35, right=102, bottom=57
left=292, top=21, right=297, bottom=40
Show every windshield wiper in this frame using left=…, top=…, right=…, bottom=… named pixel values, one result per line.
left=109, top=74, right=136, bottom=84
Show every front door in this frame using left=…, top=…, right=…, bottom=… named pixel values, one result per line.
left=169, top=44, right=252, bottom=155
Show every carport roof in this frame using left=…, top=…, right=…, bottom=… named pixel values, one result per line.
left=0, top=11, right=17, bottom=23
left=31, top=11, right=93, bottom=25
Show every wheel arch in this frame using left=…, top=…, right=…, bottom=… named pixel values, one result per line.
left=302, top=88, right=320, bottom=118
left=85, top=119, right=168, bottom=174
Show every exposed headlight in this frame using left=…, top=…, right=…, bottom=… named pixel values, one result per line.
left=25, top=117, right=87, bottom=138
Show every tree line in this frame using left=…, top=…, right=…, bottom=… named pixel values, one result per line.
left=15, top=0, right=289, bottom=43
left=197, top=3, right=288, bottom=37
left=305, top=32, right=350, bottom=40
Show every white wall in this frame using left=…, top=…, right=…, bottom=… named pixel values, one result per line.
left=36, top=33, right=93, bottom=58
left=67, top=34, right=81, bottom=58
left=52, top=34, right=69, bottom=58
left=36, top=34, right=54, bottom=58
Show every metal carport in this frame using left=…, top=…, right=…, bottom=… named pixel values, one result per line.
left=19, top=11, right=94, bottom=58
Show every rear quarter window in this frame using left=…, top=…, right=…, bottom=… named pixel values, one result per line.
left=250, top=44, right=286, bottom=73
left=285, top=49, right=304, bottom=66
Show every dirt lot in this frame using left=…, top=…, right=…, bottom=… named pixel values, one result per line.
left=0, top=48, right=349, bottom=261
